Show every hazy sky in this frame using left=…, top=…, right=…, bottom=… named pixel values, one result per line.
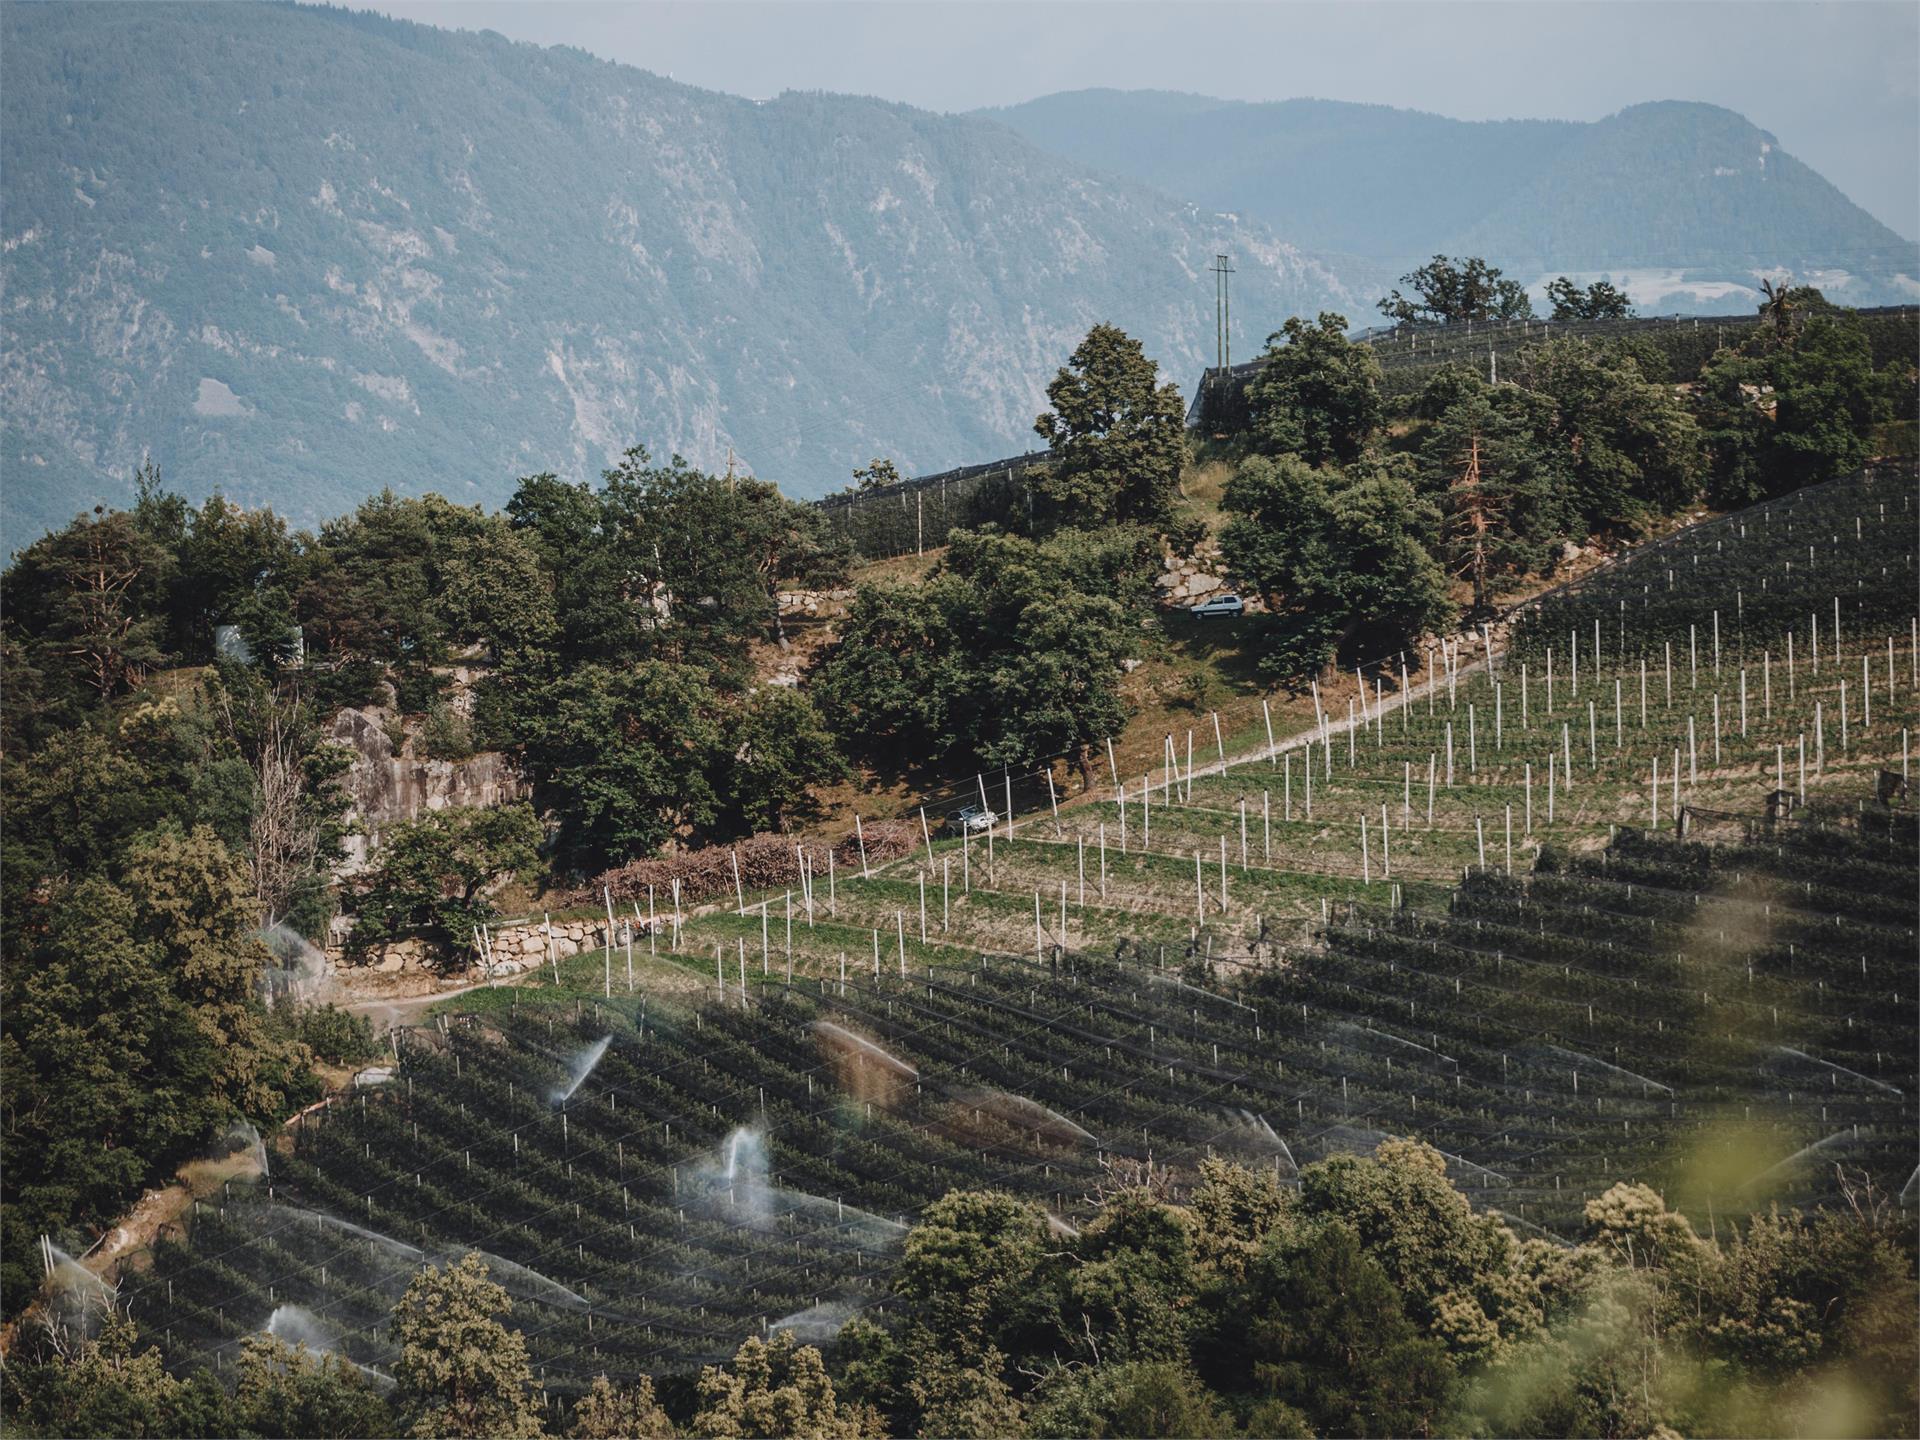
left=372, top=0, right=1919, bottom=240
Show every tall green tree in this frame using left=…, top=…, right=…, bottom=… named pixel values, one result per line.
left=690, top=1332, right=874, bottom=1440
left=1221, top=456, right=1452, bottom=681
left=1236, top=1218, right=1456, bottom=1437
left=391, top=1254, right=546, bottom=1440
left=1378, top=255, right=1534, bottom=325
left=721, top=686, right=847, bottom=835
left=1033, top=324, right=1186, bottom=527
left=345, top=803, right=542, bottom=962
left=512, top=662, right=724, bottom=863
left=1545, top=277, right=1634, bottom=321
left=1246, top=312, right=1383, bottom=465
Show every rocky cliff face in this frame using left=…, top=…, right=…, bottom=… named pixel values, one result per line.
left=328, top=708, right=526, bottom=873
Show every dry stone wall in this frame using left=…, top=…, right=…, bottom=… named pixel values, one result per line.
left=1155, top=539, right=1266, bottom=613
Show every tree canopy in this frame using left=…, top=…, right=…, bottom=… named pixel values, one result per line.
left=1378, top=255, right=1535, bottom=326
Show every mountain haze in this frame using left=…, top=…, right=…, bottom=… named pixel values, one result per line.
left=980, top=90, right=1919, bottom=309
left=0, top=3, right=1354, bottom=543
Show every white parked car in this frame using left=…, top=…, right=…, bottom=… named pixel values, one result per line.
left=948, top=804, right=997, bottom=833
left=1189, top=593, right=1245, bottom=618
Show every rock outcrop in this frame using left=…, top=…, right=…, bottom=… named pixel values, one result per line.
left=328, top=708, right=527, bottom=873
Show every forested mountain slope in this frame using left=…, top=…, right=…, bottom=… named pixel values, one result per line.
left=0, top=4, right=1354, bottom=543
left=982, top=91, right=1919, bottom=306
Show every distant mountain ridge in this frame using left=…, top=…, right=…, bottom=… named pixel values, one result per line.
left=0, top=4, right=1355, bottom=543
left=979, top=90, right=1919, bottom=308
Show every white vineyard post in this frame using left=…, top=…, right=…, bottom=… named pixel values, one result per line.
left=603, top=886, right=615, bottom=998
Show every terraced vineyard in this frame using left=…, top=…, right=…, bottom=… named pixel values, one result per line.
left=132, top=464, right=1918, bottom=1398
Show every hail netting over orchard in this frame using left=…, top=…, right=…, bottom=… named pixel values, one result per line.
left=814, top=450, right=1053, bottom=560
left=1189, top=305, right=1920, bottom=423
left=125, top=463, right=1917, bottom=1394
